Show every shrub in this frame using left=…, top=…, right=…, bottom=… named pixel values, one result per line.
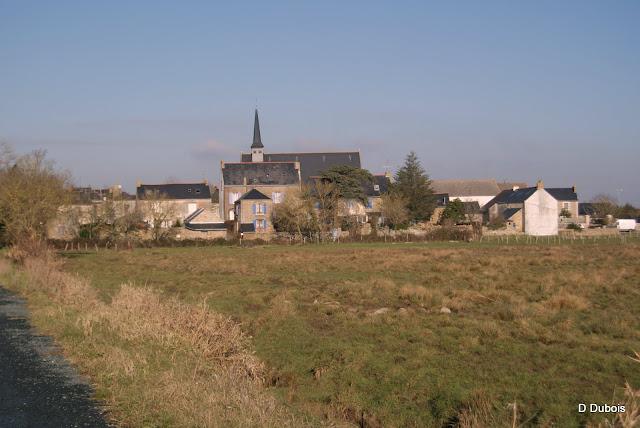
left=487, top=217, right=506, bottom=230
left=566, top=223, right=582, bottom=231
left=440, top=199, right=465, bottom=225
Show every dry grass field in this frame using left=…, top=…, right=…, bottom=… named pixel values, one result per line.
left=2, top=240, right=640, bottom=427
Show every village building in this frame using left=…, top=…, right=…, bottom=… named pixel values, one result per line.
left=546, top=187, right=579, bottom=219
left=233, top=189, right=273, bottom=237
left=431, top=179, right=502, bottom=208
left=484, top=181, right=560, bottom=235
left=220, top=110, right=374, bottom=237
left=136, top=182, right=212, bottom=222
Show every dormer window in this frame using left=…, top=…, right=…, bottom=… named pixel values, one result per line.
left=373, top=184, right=380, bottom=192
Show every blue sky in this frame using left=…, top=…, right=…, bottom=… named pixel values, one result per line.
left=1, top=1, right=639, bottom=203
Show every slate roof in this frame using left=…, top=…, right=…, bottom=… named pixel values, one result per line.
left=240, top=223, right=256, bottom=233
left=546, top=188, right=578, bottom=201
left=238, top=189, right=271, bottom=201
left=502, top=208, right=521, bottom=220
left=185, top=222, right=227, bottom=231
left=137, top=183, right=211, bottom=200
left=363, top=175, right=390, bottom=197
left=485, top=186, right=578, bottom=209
left=462, top=201, right=481, bottom=214
left=222, top=162, right=300, bottom=186
left=240, top=152, right=361, bottom=182
left=497, top=181, right=529, bottom=191
left=251, top=109, right=263, bottom=149
left=431, top=179, right=501, bottom=197
left=485, top=188, right=538, bottom=207
left=579, top=203, right=596, bottom=216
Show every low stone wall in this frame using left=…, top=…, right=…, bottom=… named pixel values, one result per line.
left=176, top=228, right=227, bottom=240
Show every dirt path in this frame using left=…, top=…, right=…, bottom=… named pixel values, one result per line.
left=0, top=287, right=110, bottom=427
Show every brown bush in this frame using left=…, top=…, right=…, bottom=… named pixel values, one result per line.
left=11, top=256, right=304, bottom=427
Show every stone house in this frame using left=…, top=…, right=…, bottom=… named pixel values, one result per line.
left=232, top=189, right=273, bottom=237
left=338, top=174, right=391, bottom=224
left=221, top=161, right=301, bottom=221
left=431, top=179, right=502, bottom=208
left=546, top=187, right=579, bottom=220
left=484, top=181, right=559, bottom=235
left=136, top=182, right=213, bottom=226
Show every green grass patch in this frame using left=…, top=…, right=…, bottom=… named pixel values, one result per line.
left=43, top=241, right=640, bottom=425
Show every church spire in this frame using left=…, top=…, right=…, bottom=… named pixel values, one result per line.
left=251, top=109, right=263, bottom=149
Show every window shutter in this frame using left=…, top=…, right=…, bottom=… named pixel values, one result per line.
left=253, top=219, right=257, bottom=229
left=252, top=203, right=256, bottom=214
left=262, top=203, right=267, bottom=214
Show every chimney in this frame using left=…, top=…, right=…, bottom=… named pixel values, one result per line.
left=512, top=185, right=520, bottom=191
left=136, top=180, right=141, bottom=188
left=572, top=184, right=576, bottom=193
left=536, top=180, right=544, bottom=190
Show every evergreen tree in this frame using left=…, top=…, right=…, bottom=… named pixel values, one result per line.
left=439, top=198, right=465, bottom=225
left=320, top=165, right=373, bottom=204
left=393, top=152, right=435, bottom=221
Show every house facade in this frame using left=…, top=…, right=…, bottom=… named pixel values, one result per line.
left=233, top=189, right=274, bottom=237
left=136, top=182, right=213, bottom=225
left=546, top=187, right=579, bottom=220
left=485, top=181, right=559, bottom=235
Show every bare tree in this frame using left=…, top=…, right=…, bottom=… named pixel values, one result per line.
left=380, top=192, right=409, bottom=229
left=139, top=190, right=178, bottom=241
left=310, top=180, right=342, bottom=235
left=0, top=148, right=72, bottom=250
left=590, top=194, right=618, bottom=219
left=116, top=208, right=144, bottom=237
left=0, top=142, right=16, bottom=171
left=271, top=187, right=317, bottom=237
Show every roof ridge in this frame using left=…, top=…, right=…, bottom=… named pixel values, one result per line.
left=243, top=151, right=360, bottom=155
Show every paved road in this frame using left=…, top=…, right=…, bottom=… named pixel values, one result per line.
left=0, top=287, right=111, bottom=428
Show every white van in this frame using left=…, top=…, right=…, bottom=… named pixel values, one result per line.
left=617, top=219, right=637, bottom=232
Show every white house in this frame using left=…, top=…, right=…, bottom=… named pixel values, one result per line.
left=484, top=181, right=559, bottom=235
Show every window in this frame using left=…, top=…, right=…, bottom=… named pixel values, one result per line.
left=253, top=203, right=267, bottom=214
left=366, top=198, right=373, bottom=209
left=272, top=192, right=283, bottom=204
left=373, top=184, right=380, bottom=192
left=254, top=219, right=267, bottom=230
left=563, top=202, right=569, bottom=209
left=229, top=192, right=241, bottom=204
